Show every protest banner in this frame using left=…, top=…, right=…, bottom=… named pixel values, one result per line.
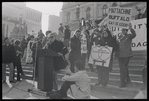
left=88, top=45, right=113, bottom=67
left=108, top=18, right=147, bottom=51
left=81, top=33, right=87, bottom=53
left=108, top=7, right=132, bottom=29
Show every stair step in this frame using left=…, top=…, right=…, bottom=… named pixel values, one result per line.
left=57, top=73, right=143, bottom=87
left=57, top=80, right=139, bottom=98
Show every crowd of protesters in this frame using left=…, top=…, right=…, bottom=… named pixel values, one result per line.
left=2, top=17, right=146, bottom=99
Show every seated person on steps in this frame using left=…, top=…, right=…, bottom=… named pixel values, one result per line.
left=58, top=60, right=91, bottom=99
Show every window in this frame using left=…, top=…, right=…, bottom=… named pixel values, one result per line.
left=76, top=7, right=80, bottom=20
left=102, top=4, right=108, bottom=18
left=86, top=7, right=91, bottom=20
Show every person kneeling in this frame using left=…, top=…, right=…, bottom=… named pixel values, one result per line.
left=58, top=60, right=90, bottom=99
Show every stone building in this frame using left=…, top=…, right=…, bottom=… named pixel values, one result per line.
left=48, top=14, right=62, bottom=34
left=61, top=2, right=146, bottom=31
left=2, top=2, right=42, bottom=40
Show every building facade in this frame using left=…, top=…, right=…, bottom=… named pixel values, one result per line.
left=48, top=14, right=62, bottom=34
left=62, top=2, right=146, bottom=31
left=2, top=2, right=42, bottom=41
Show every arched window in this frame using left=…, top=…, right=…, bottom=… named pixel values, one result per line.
left=102, top=4, right=108, bottom=18
left=86, top=7, right=91, bottom=20
left=67, top=12, right=70, bottom=23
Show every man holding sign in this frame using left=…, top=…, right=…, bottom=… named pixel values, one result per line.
left=116, top=23, right=136, bottom=88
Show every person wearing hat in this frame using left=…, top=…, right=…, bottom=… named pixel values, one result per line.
left=116, top=23, right=136, bottom=88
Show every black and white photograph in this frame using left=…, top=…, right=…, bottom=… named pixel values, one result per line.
left=2, top=2, right=147, bottom=99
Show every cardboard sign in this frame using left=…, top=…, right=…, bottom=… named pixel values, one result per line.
left=88, top=46, right=113, bottom=67
left=81, top=33, right=87, bottom=53
left=108, top=7, right=132, bottom=29
left=108, top=18, right=147, bottom=51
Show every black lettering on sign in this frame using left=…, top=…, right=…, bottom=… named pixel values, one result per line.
left=136, top=42, right=142, bottom=47
left=131, top=42, right=147, bottom=47
left=131, top=43, right=136, bottom=47
left=138, top=24, right=143, bottom=29
left=119, top=23, right=128, bottom=27
left=143, top=42, right=147, bottom=46
left=120, top=17, right=130, bottom=21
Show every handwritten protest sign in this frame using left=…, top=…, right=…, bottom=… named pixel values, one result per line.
left=108, top=7, right=132, bottom=29
left=81, top=33, right=87, bottom=53
left=88, top=46, right=113, bottom=67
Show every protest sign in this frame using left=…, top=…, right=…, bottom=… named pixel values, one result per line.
left=81, top=33, right=87, bottom=53
left=108, top=7, right=132, bottom=29
left=88, top=46, right=113, bottom=67
left=108, top=18, right=147, bottom=51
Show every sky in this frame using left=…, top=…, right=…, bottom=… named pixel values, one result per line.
left=26, top=2, right=63, bottom=34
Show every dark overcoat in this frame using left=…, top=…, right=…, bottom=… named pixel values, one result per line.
left=47, top=40, right=68, bottom=71
left=68, top=36, right=81, bottom=63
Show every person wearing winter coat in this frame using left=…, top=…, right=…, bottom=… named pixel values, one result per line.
left=58, top=60, right=90, bottom=99
left=2, top=37, right=16, bottom=83
left=44, top=32, right=69, bottom=90
left=116, top=23, right=136, bottom=88
left=95, top=28, right=118, bottom=87
left=68, top=29, right=82, bottom=73
left=14, top=40, right=25, bottom=81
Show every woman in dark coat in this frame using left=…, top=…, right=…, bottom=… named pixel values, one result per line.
left=95, top=28, right=118, bottom=87
left=68, top=29, right=82, bottom=73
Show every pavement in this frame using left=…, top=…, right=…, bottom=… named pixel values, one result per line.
left=2, top=76, right=147, bottom=99
left=2, top=76, right=99, bottom=99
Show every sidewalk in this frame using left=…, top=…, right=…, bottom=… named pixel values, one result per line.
left=2, top=77, right=49, bottom=99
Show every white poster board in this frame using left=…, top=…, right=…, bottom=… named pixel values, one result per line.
left=81, top=33, right=87, bottom=53
left=108, top=18, right=147, bottom=51
left=108, top=7, right=132, bottom=29
left=88, top=46, right=113, bottom=67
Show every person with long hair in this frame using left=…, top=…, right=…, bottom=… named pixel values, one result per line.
left=68, top=29, right=82, bottom=73
left=95, top=28, right=118, bottom=87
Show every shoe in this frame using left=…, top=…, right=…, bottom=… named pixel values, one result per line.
left=141, top=86, right=146, bottom=90
left=95, top=83, right=101, bottom=85
left=119, top=84, right=126, bottom=88
left=9, top=80, right=16, bottom=83
left=102, top=84, right=107, bottom=88
left=20, top=74, right=26, bottom=79
left=61, top=93, right=67, bottom=98
left=17, top=79, right=21, bottom=81
left=2, top=80, right=6, bottom=83
left=126, top=79, right=131, bottom=84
